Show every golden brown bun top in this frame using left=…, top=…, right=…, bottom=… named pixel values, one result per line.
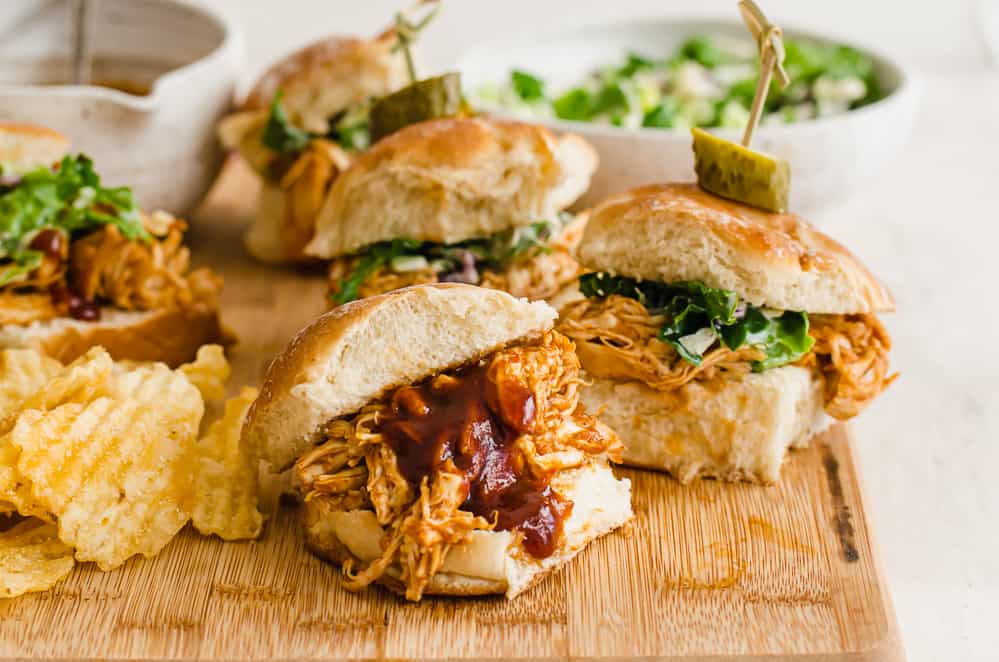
left=0, top=123, right=70, bottom=173
left=304, top=117, right=598, bottom=258
left=242, top=29, right=407, bottom=134
left=359, top=116, right=558, bottom=168
left=242, top=283, right=557, bottom=471
left=578, top=184, right=894, bottom=314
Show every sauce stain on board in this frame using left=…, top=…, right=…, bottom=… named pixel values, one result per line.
left=747, top=516, right=815, bottom=555
left=295, top=615, right=387, bottom=632
left=212, top=583, right=292, bottom=601
left=662, top=543, right=747, bottom=593
left=819, top=443, right=860, bottom=562
left=660, top=563, right=747, bottom=592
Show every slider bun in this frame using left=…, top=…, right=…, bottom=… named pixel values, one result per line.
left=244, top=170, right=345, bottom=264
left=242, top=182, right=297, bottom=263
left=581, top=367, right=829, bottom=484
left=303, top=463, right=633, bottom=598
left=242, top=30, right=408, bottom=134
left=0, top=307, right=228, bottom=368
left=243, top=283, right=557, bottom=472
left=0, top=123, right=70, bottom=173
left=304, top=118, right=598, bottom=259
left=578, top=184, right=894, bottom=314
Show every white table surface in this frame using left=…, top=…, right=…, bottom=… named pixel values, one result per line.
left=206, top=1, right=999, bottom=659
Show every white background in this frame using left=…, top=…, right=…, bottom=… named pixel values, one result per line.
left=206, top=1, right=999, bottom=659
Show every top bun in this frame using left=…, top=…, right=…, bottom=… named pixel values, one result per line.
left=243, top=283, right=557, bottom=471
left=242, top=29, right=408, bottom=134
left=0, top=123, right=70, bottom=173
left=304, top=117, right=598, bottom=259
left=578, top=184, right=894, bottom=314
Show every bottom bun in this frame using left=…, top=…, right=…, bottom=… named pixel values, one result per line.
left=244, top=183, right=307, bottom=264
left=303, top=462, right=633, bottom=599
left=582, top=367, right=830, bottom=484
left=0, top=306, right=230, bottom=368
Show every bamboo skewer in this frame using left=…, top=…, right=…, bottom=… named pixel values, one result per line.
left=737, top=0, right=789, bottom=148
left=690, top=1, right=793, bottom=213
left=392, top=0, right=441, bottom=83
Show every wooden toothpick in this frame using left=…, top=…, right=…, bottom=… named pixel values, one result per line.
left=393, top=0, right=441, bottom=83
left=738, top=0, right=789, bottom=148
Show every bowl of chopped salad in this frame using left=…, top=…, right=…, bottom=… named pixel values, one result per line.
left=460, top=17, right=918, bottom=211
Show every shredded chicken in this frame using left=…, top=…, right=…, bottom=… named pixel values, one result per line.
left=557, top=295, right=761, bottom=391
left=275, top=140, right=352, bottom=259
left=485, top=331, right=583, bottom=438
left=0, top=229, right=69, bottom=324
left=799, top=313, right=897, bottom=419
left=558, top=295, right=895, bottom=420
left=294, top=331, right=620, bottom=600
left=360, top=267, right=438, bottom=300
left=342, top=469, right=493, bottom=598
left=1, top=216, right=221, bottom=325
left=0, top=292, right=59, bottom=326
left=479, top=250, right=581, bottom=300
left=4, top=250, right=67, bottom=294
left=68, top=221, right=221, bottom=313
left=327, top=249, right=581, bottom=306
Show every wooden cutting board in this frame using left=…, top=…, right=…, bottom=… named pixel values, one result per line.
left=0, top=162, right=904, bottom=661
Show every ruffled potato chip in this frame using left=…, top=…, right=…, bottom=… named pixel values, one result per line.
left=0, top=429, right=48, bottom=522
left=8, top=348, right=114, bottom=428
left=0, top=349, right=63, bottom=422
left=180, top=344, right=230, bottom=402
left=3, top=358, right=203, bottom=570
left=192, top=387, right=264, bottom=540
left=0, top=349, right=116, bottom=519
left=0, top=344, right=266, bottom=591
left=0, top=438, right=22, bottom=517
left=0, top=517, right=75, bottom=598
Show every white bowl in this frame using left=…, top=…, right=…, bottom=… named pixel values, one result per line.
left=458, top=18, right=920, bottom=213
left=0, top=0, right=243, bottom=216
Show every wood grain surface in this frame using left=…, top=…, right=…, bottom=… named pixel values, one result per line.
left=0, top=162, right=903, bottom=661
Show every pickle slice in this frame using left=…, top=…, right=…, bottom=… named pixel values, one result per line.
left=691, top=127, right=790, bottom=213
left=369, top=72, right=463, bottom=143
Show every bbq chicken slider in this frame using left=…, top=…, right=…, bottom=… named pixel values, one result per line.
left=218, top=29, right=408, bottom=262
left=305, top=117, right=598, bottom=306
left=243, top=284, right=632, bottom=600
left=557, top=183, right=896, bottom=483
left=0, top=124, right=227, bottom=366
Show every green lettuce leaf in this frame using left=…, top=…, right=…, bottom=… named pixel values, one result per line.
left=263, top=91, right=373, bottom=154
left=330, top=239, right=423, bottom=306
left=261, top=91, right=313, bottom=153
left=642, top=99, right=678, bottom=128
left=0, top=249, right=42, bottom=287
left=330, top=218, right=565, bottom=305
left=0, top=155, right=147, bottom=286
left=478, top=220, right=555, bottom=265
left=326, top=103, right=372, bottom=151
left=578, top=272, right=814, bottom=370
left=677, top=36, right=728, bottom=69
left=616, top=52, right=655, bottom=78
left=511, top=70, right=545, bottom=101
left=591, top=82, right=629, bottom=118
left=553, top=89, right=594, bottom=121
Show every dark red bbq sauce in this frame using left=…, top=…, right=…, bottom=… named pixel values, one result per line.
left=28, top=229, right=99, bottom=321
left=28, top=229, right=65, bottom=258
left=48, top=282, right=100, bottom=321
left=380, top=363, right=572, bottom=559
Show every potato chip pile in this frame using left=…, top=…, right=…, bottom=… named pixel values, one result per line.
left=0, top=345, right=262, bottom=598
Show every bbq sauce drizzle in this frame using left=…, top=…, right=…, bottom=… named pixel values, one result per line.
left=380, top=362, right=572, bottom=559
left=28, top=228, right=101, bottom=321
